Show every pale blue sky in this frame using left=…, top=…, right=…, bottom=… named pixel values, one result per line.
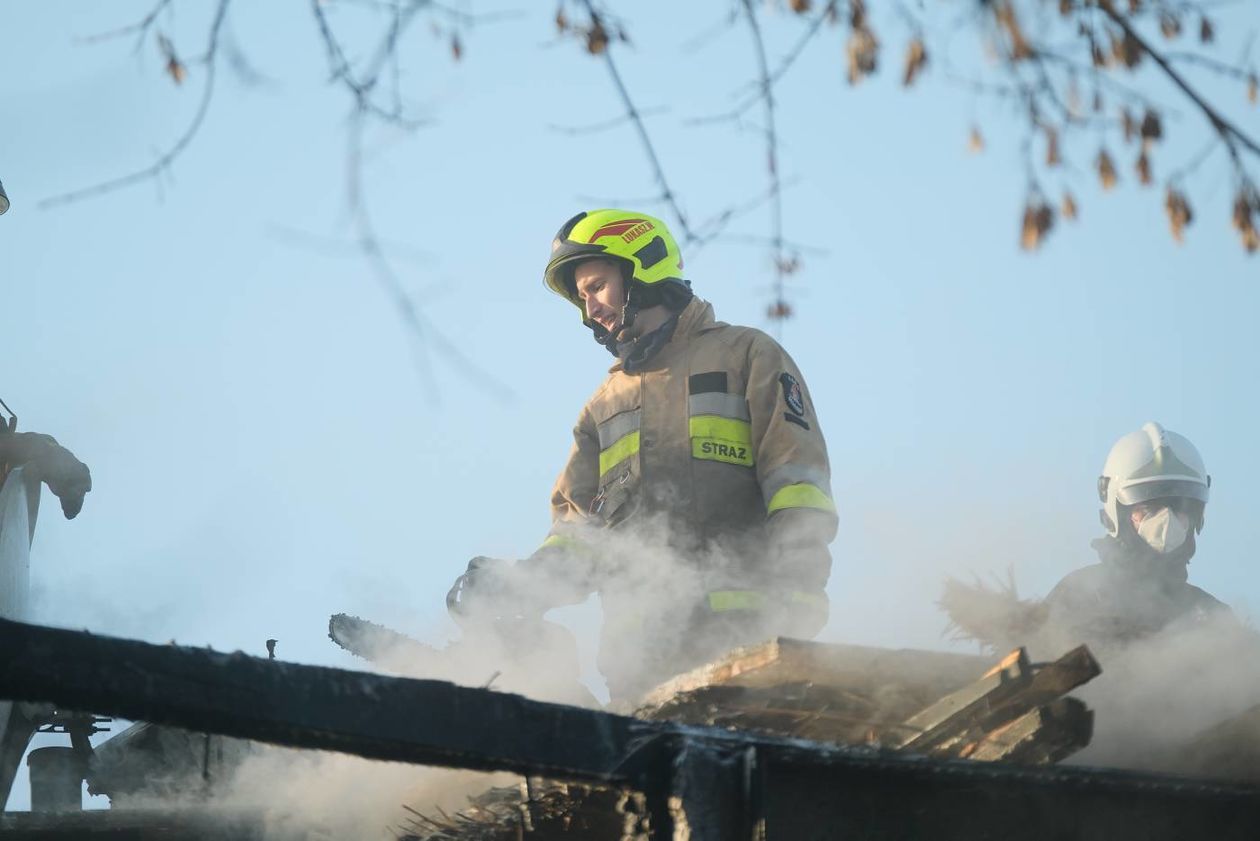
left=3, top=0, right=1258, bottom=724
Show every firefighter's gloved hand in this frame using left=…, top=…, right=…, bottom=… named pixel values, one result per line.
left=447, top=556, right=523, bottom=625
left=1, top=432, right=92, bottom=519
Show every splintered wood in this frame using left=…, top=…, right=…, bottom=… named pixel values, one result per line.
left=635, top=638, right=1100, bottom=763
left=401, top=640, right=1102, bottom=839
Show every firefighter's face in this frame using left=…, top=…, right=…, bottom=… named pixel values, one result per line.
left=574, top=259, right=626, bottom=335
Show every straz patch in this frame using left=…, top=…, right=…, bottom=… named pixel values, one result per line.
left=780, top=372, right=806, bottom=416
left=692, top=437, right=753, bottom=467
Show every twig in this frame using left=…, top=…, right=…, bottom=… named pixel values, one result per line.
left=738, top=0, right=788, bottom=328
left=679, top=7, right=740, bottom=54
left=1167, top=135, right=1224, bottom=183
left=41, top=0, right=231, bottom=208
left=691, top=177, right=803, bottom=254
left=691, top=0, right=838, bottom=126
left=76, top=0, right=174, bottom=50
left=1164, top=50, right=1256, bottom=82
left=547, top=107, right=668, bottom=136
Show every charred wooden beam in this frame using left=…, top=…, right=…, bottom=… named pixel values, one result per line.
left=0, top=617, right=639, bottom=783
left=0, top=809, right=266, bottom=840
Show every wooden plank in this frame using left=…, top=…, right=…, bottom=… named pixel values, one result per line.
left=966, top=698, right=1094, bottom=763
left=639, top=637, right=993, bottom=709
left=894, top=648, right=1032, bottom=751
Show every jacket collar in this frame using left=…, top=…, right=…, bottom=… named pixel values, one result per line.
left=608, top=297, right=719, bottom=373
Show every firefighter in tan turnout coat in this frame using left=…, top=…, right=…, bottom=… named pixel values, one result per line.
left=449, top=209, right=837, bottom=702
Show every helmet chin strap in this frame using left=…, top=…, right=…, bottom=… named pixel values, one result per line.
left=582, top=281, right=692, bottom=357
left=585, top=287, right=644, bottom=355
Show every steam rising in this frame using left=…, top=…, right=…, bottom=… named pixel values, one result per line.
left=106, top=514, right=1260, bottom=835
left=203, top=515, right=818, bottom=837
left=1065, top=611, right=1260, bottom=774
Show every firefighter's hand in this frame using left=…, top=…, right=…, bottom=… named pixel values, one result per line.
left=446, top=556, right=515, bottom=623
left=1, top=432, right=92, bottom=519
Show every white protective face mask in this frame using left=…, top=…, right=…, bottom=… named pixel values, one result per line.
left=1136, top=507, right=1190, bottom=554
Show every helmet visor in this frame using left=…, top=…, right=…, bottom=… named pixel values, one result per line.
left=1116, top=478, right=1209, bottom=506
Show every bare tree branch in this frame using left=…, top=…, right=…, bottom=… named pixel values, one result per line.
left=576, top=0, right=698, bottom=243
left=1095, top=0, right=1260, bottom=166
left=40, top=0, right=231, bottom=208
left=690, top=0, right=838, bottom=127
left=738, top=0, right=792, bottom=328
left=310, top=0, right=431, bottom=128
left=344, top=111, right=514, bottom=402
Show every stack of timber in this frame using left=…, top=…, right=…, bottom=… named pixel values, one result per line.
left=633, top=638, right=1098, bottom=759
left=400, top=638, right=1101, bottom=840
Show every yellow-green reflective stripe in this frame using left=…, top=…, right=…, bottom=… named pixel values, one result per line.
left=766, top=482, right=836, bottom=515
left=707, top=590, right=826, bottom=612
left=538, top=533, right=596, bottom=561
left=689, top=415, right=752, bottom=444
left=599, top=430, right=640, bottom=476
left=708, top=590, right=763, bottom=611
left=689, top=415, right=754, bottom=467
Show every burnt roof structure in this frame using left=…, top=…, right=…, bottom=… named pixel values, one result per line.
left=0, top=617, right=1257, bottom=840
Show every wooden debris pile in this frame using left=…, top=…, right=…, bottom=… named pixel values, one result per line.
left=634, top=638, right=1099, bottom=761
left=400, top=638, right=1102, bottom=840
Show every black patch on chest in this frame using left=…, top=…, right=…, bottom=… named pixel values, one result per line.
left=689, top=371, right=728, bottom=394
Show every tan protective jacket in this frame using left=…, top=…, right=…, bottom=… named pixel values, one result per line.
left=533, top=296, right=836, bottom=607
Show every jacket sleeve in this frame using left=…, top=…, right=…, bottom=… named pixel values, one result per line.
left=514, top=405, right=602, bottom=608
left=744, top=333, right=837, bottom=593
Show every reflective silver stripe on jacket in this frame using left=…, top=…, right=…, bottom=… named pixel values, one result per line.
left=596, top=409, right=642, bottom=449
left=688, top=392, right=749, bottom=421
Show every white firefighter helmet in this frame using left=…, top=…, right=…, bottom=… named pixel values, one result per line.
left=1098, top=422, right=1210, bottom=536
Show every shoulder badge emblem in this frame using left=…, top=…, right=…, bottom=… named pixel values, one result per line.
left=779, top=372, right=805, bottom=416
